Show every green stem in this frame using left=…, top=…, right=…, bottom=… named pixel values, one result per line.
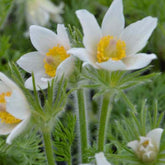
left=98, top=94, right=111, bottom=152
left=76, top=89, right=88, bottom=163
left=42, top=128, right=56, bottom=165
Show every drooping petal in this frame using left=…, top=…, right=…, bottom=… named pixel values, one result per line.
left=57, top=24, right=70, bottom=50
left=17, top=51, right=45, bottom=74
left=68, top=48, right=96, bottom=64
left=122, top=53, right=157, bottom=70
left=6, top=90, right=30, bottom=120
left=102, top=0, right=124, bottom=37
left=76, top=9, right=102, bottom=53
left=147, top=128, right=164, bottom=150
left=96, top=60, right=126, bottom=71
left=120, top=17, right=157, bottom=55
left=56, top=56, right=75, bottom=79
left=25, top=73, right=49, bottom=90
left=6, top=117, right=30, bottom=144
left=95, top=152, right=111, bottom=165
left=127, top=140, right=139, bottom=152
left=0, top=122, right=17, bottom=135
left=30, top=25, right=58, bottom=53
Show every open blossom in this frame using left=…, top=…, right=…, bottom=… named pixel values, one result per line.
left=80, top=152, right=111, bottom=165
left=17, top=24, right=74, bottom=90
left=0, top=73, right=31, bottom=144
left=127, top=128, right=163, bottom=162
left=68, top=0, right=157, bottom=71
left=25, top=0, right=64, bottom=27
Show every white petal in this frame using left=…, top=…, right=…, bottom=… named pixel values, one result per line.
left=147, top=128, right=164, bottom=150
left=96, top=60, right=126, bottom=71
left=68, top=48, right=97, bottom=64
left=76, top=9, right=102, bottom=53
left=122, top=53, right=157, bottom=70
left=56, top=56, right=75, bottom=80
left=6, top=117, right=30, bottom=144
left=0, top=72, right=20, bottom=92
left=57, top=24, right=70, bottom=50
left=25, top=73, right=49, bottom=90
left=127, top=140, right=139, bottom=152
left=102, top=0, right=124, bottom=37
left=95, top=152, right=111, bottom=165
left=30, top=25, right=58, bottom=53
left=120, top=16, right=157, bottom=55
left=0, top=122, right=17, bottom=135
left=0, top=81, right=10, bottom=93
left=17, top=51, right=45, bottom=74
left=6, top=90, right=30, bottom=120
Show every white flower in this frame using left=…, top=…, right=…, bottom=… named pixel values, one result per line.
left=127, top=128, right=163, bottom=162
left=80, top=152, right=111, bottom=165
left=25, top=0, right=64, bottom=27
left=68, top=0, right=157, bottom=71
left=17, top=24, right=74, bottom=90
left=0, top=73, right=31, bottom=144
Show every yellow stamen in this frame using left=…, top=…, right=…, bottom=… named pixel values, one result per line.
left=0, top=92, right=21, bottom=124
left=44, top=45, right=70, bottom=77
left=142, top=140, right=149, bottom=148
left=97, top=36, right=126, bottom=63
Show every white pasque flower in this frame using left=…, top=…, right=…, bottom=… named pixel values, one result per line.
left=127, top=128, right=164, bottom=162
left=25, top=0, right=64, bottom=27
left=80, top=152, right=111, bottom=165
left=68, top=0, right=157, bottom=71
left=0, top=73, right=31, bottom=144
left=17, top=24, right=74, bottom=90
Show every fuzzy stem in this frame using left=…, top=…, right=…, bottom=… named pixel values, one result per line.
left=76, top=89, right=88, bottom=163
left=42, top=128, right=56, bottom=165
left=97, top=94, right=111, bottom=152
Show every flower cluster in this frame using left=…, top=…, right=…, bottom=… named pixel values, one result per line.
left=0, top=0, right=164, bottom=165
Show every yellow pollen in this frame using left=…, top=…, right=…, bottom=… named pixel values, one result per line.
left=142, top=140, right=149, bottom=148
left=97, top=36, right=126, bottom=63
left=0, top=92, right=21, bottom=124
left=44, top=45, right=70, bottom=77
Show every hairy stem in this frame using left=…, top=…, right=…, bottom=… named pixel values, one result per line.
left=76, top=89, right=88, bottom=163
left=98, top=94, right=112, bottom=151
left=42, top=128, right=56, bottom=165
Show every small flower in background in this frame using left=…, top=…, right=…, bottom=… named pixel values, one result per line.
left=25, top=0, right=64, bottom=27
left=0, top=73, right=31, bottom=144
left=80, top=152, right=111, bottom=165
left=127, top=128, right=163, bottom=162
left=68, top=0, right=157, bottom=71
left=17, top=24, right=75, bottom=90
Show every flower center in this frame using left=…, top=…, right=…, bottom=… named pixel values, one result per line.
left=97, top=36, right=126, bottom=63
left=0, top=92, right=21, bottom=124
left=44, top=45, right=70, bottom=77
left=142, top=140, right=149, bottom=148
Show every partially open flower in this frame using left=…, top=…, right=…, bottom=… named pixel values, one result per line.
left=68, top=0, right=157, bottom=71
left=17, top=24, right=75, bottom=90
left=127, top=128, right=163, bottom=162
left=80, top=152, right=111, bottom=165
left=25, top=0, right=64, bottom=27
left=0, top=73, right=31, bottom=144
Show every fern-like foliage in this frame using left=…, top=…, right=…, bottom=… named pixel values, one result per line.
left=53, top=113, right=76, bottom=165
left=106, top=100, right=164, bottom=165
left=0, top=129, right=45, bottom=165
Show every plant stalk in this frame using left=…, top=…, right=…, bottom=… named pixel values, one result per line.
left=42, top=128, right=56, bottom=165
left=76, top=89, right=88, bottom=163
left=97, top=94, right=112, bottom=152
